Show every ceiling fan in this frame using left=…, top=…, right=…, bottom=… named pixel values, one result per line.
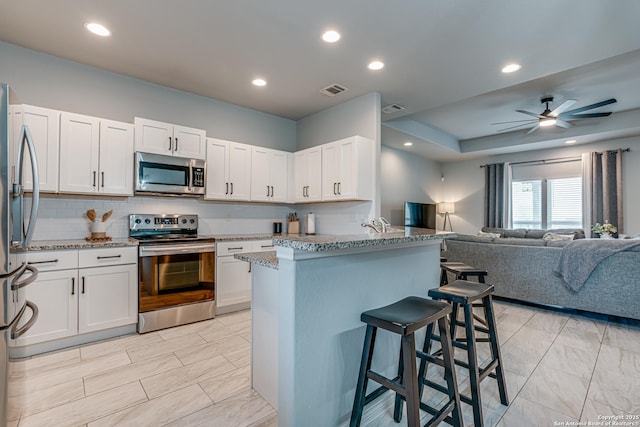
left=492, top=96, right=617, bottom=134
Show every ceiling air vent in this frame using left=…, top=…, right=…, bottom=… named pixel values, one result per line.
left=382, top=104, right=406, bottom=114
left=320, top=84, right=348, bottom=96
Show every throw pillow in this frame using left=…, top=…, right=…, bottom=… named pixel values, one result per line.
left=542, top=232, right=575, bottom=242
left=478, top=231, right=501, bottom=238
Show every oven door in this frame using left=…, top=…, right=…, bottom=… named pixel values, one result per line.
left=138, top=243, right=214, bottom=313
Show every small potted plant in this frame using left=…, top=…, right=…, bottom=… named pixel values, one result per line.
left=592, top=221, right=617, bottom=239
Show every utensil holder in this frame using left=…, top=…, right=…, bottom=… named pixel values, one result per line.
left=288, top=220, right=300, bottom=234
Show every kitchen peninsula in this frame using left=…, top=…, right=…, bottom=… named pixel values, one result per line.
left=238, top=228, right=454, bottom=427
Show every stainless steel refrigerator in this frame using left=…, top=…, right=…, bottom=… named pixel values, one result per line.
left=1, top=83, right=41, bottom=427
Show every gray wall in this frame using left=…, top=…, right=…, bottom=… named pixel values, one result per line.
left=380, top=145, right=443, bottom=227
left=441, top=137, right=640, bottom=235
left=0, top=41, right=296, bottom=151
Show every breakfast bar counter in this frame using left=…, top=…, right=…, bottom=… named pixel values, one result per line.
left=242, top=228, right=454, bottom=427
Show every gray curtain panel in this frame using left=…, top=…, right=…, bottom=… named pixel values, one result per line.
left=484, top=163, right=505, bottom=228
left=589, top=148, right=624, bottom=234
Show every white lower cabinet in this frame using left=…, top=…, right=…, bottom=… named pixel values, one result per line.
left=15, top=247, right=138, bottom=348
left=215, top=239, right=274, bottom=314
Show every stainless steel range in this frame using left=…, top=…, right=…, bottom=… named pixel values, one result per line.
left=129, top=214, right=215, bottom=333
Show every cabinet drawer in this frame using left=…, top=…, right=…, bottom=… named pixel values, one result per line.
left=216, top=241, right=253, bottom=256
left=79, top=246, right=137, bottom=268
left=252, top=240, right=275, bottom=252
left=26, top=250, right=78, bottom=271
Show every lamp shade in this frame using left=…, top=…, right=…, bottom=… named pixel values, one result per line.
left=438, top=202, right=455, bottom=214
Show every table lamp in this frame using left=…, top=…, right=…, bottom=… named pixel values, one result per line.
left=438, top=202, right=455, bottom=231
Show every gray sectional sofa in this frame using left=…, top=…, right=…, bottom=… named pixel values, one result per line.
left=442, top=228, right=640, bottom=320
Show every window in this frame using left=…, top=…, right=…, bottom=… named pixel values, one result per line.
left=511, top=177, right=582, bottom=229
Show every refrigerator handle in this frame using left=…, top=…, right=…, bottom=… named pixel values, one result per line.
left=11, top=264, right=39, bottom=290
left=11, top=300, right=39, bottom=340
left=12, top=125, right=40, bottom=247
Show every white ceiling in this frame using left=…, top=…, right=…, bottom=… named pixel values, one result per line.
left=2, top=1, right=640, bottom=161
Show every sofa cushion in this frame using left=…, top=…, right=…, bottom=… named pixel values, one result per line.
left=481, top=227, right=505, bottom=237
left=478, top=230, right=501, bottom=238
left=492, top=237, right=547, bottom=246
left=546, top=240, right=573, bottom=247
left=549, top=228, right=585, bottom=239
left=504, top=229, right=527, bottom=238
left=525, top=229, right=547, bottom=239
left=451, top=234, right=496, bottom=243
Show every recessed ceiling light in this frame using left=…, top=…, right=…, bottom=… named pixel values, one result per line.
left=403, top=141, right=413, bottom=147
left=368, top=61, right=384, bottom=71
left=565, top=139, right=577, bottom=144
left=85, top=22, right=111, bottom=37
left=252, top=78, right=267, bottom=87
left=501, top=63, right=521, bottom=73
left=322, top=30, right=341, bottom=43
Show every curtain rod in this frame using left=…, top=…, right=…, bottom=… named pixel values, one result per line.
left=479, top=147, right=630, bottom=168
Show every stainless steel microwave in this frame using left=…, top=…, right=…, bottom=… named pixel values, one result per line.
left=135, top=152, right=206, bottom=196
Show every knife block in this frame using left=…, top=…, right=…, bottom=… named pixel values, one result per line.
left=288, top=220, right=300, bottom=235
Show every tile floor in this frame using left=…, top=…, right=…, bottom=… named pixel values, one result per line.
left=7, top=300, right=640, bottom=427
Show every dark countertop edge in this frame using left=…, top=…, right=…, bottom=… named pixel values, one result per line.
left=234, top=251, right=279, bottom=270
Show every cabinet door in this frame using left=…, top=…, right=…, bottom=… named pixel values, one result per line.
left=250, top=147, right=271, bottom=202
left=321, top=142, right=340, bottom=200
left=134, top=117, right=173, bottom=156
left=13, top=270, right=78, bottom=346
left=216, top=256, right=251, bottom=308
left=205, top=138, right=230, bottom=200
left=173, top=125, right=206, bottom=159
left=269, top=150, right=289, bottom=202
left=59, top=112, right=100, bottom=194
left=306, top=147, right=323, bottom=202
left=78, top=264, right=137, bottom=334
left=228, top=142, right=252, bottom=201
left=294, top=150, right=309, bottom=202
left=99, top=120, right=134, bottom=196
left=12, top=105, right=60, bottom=192
left=337, top=138, right=356, bottom=199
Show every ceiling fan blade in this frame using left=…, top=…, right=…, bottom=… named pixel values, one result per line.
left=549, top=99, right=577, bottom=117
left=561, top=98, right=617, bottom=116
left=526, top=124, right=540, bottom=134
left=563, top=112, right=612, bottom=119
left=496, top=122, right=536, bottom=132
left=516, top=109, right=545, bottom=119
left=491, top=119, right=537, bottom=125
left=555, top=119, right=573, bottom=129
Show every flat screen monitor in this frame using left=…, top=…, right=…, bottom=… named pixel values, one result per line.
left=404, top=202, right=436, bottom=229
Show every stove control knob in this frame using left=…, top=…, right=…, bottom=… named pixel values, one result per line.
left=135, top=218, right=141, bottom=224
left=190, top=219, right=195, bottom=224
left=145, top=219, right=151, bottom=224
left=182, top=219, right=187, bottom=224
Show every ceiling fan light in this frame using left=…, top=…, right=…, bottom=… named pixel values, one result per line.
left=539, top=118, right=557, bottom=127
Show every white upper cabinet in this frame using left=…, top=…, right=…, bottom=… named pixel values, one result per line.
left=294, top=146, right=322, bottom=202
left=59, top=113, right=134, bottom=196
left=11, top=105, right=60, bottom=192
left=205, top=138, right=252, bottom=201
left=134, top=117, right=206, bottom=159
left=321, top=136, right=374, bottom=201
left=250, top=147, right=290, bottom=203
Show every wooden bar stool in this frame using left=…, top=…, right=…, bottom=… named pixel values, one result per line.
left=350, top=296, right=462, bottom=427
left=427, top=280, right=509, bottom=427
left=440, top=261, right=488, bottom=286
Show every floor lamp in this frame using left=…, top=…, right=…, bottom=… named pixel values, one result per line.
left=438, top=202, right=455, bottom=231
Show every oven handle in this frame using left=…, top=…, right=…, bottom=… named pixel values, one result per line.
left=139, top=244, right=214, bottom=256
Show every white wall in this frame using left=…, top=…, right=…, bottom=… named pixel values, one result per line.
left=294, top=93, right=382, bottom=234
left=380, top=145, right=443, bottom=227
left=441, top=137, right=640, bottom=235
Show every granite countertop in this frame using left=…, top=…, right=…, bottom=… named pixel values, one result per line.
left=273, top=228, right=455, bottom=252
left=207, top=233, right=279, bottom=242
left=27, top=238, right=139, bottom=251
left=234, top=251, right=279, bottom=270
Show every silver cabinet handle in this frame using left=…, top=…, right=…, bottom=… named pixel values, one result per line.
left=261, top=245, right=274, bottom=248
left=337, top=182, right=341, bottom=195
left=266, top=185, right=270, bottom=197
left=168, top=136, right=172, bottom=151
left=228, top=247, right=244, bottom=251
left=71, top=277, right=75, bottom=295
left=230, top=182, right=233, bottom=195
left=101, top=171, right=104, bottom=188
left=226, top=182, right=229, bottom=195
left=82, top=277, right=85, bottom=294
left=93, top=171, right=97, bottom=187
left=333, top=182, right=337, bottom=195
left=11, top=301, right=39, bottom=340
left=270, top=186, right=274, bottom=197
left=30, top=259, right=59, bottom=265
left=97, top=255, right=122, bottom=260
left=175, top=138, right=178, bottom=151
